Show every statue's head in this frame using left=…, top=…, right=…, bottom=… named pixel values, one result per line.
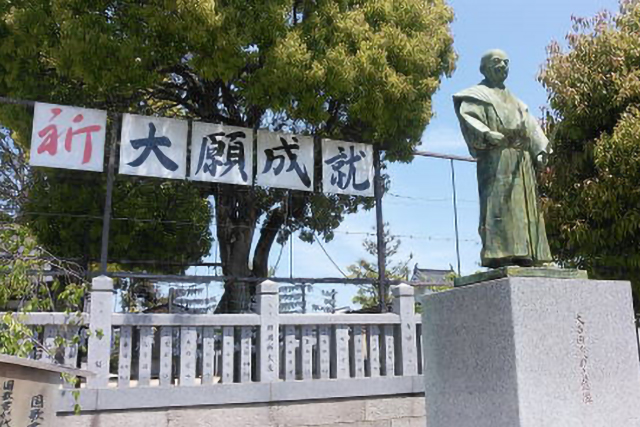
left=480, top=49, right=509, bottom=87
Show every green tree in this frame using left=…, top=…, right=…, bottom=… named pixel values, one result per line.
left=0, top=0, right=455, bottom=312
left=24, top=170, right=213, bottom=272
left=0, top=223, right=86, bottom=357
left=538, top=0, right=640, bottom=311
left=0, top=128, right=29, bottom=212
left=313, top=288, right=338, bottom=313
left=347, top=227, right=412, bottom=310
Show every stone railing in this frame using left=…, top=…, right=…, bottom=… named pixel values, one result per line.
left=4, top=276, right=425, bottom=412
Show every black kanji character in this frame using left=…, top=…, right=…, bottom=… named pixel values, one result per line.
left=324, top=145, right=370, bottom=191
left=30, top=395, right=44, bottom=409
left=195, top=131, right=247, bottom=181
left=127, top=123, right=179, bottom=171
left=262, top=136, right=311, bottom=188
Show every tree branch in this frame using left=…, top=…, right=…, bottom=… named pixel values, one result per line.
left=324, top=98, right=342, bottom=135
left=220, top=83, right=243, bottom=126
left=253, top=207, right=286, bottom=277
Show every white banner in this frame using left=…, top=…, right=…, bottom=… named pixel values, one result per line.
left=322, top=139, right=374, bottom=197
left=190, top=123, right=253, bottom=185
left=256, top=130, right=314, bottom=192
left=119, top=114, right=188, bottom=179
left=30, top=102, right=107, bottom=172
left=30, top=104, right=377, bottom=197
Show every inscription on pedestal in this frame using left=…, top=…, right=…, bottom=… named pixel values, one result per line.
left=0, top=372, right=55, bottom=427
left=575, top=314, right=593, bottom=405
left=1, top=380, right=14, bottom=425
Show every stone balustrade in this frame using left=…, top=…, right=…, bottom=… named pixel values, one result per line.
left=3, top=276, right=426, bottom=413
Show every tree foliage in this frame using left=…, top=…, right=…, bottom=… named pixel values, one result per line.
left=0, top=128, right=29, bottom=212
left=0, top=0, right=455, bottom=312
left=539, top=0, right=640, bottom=310
left=24, top=170, right=213, bottom=270
left=0, top=223, right=86, bottom=358
left=347, top=226, right=412, bottom=310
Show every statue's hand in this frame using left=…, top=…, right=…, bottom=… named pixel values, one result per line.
left=484, top=131, right=505, bottom=147
left=536, top=151, right=548, bottom=168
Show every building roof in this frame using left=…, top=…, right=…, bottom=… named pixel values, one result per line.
left=410, top=265, right=454, bottom=285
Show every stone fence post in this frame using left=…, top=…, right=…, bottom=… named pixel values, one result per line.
left=86, top=275, right=114, bottom=388
left=257, top=280, right=279, bottom=382
left=392, top=283, right=417, bottom=376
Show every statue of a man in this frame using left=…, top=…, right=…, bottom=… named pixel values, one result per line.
left=453, top=49, right=552, bottom=268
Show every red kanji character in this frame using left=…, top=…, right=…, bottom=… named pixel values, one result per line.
left=36, top=108, right=64, bottom=156
left=64, top=114, right=102, bottom=164
left=36, top=125, right=61, bottom=155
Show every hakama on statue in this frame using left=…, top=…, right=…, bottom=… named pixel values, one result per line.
left=453, top=85, right=552, bottom=268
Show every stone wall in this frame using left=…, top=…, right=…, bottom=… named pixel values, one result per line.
left=58, top=394, right=426, bottom=427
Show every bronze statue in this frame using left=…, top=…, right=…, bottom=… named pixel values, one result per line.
left=453, top=49, right=552, bottom=268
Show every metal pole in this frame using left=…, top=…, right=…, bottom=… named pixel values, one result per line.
left=301, top=283, right=306, bottom=314
left=289, top=191, right=293, bottom=280
left=289, top=233, right=293, bottom=279
left=99, top=115, right=119, bottom=274
left=0, top=96, right=35, bottom=107
left=330, top=290, right=336, bottom=314
left=374, top=149, right=387, bottom=312
left=414, top=149, right=476, bottom=163
left=450, top=160, right=461, bottom=276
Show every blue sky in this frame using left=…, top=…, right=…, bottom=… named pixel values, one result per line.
left=195, top=0, right=621, bottom=311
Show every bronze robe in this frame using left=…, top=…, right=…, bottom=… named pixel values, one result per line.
left=453, top=83, right=552, bottom=267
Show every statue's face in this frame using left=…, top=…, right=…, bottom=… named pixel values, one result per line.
left=482, top=51, right=509, bottom=85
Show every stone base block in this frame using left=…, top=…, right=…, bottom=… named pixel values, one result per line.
left=421, top=277, right=640, bottom=427
left=453, top=266, right=587, bottom=287
left=58, top=395, right=426, bottom=427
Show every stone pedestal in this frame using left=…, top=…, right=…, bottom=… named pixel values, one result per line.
left=420, top=276, right=640, bottom=427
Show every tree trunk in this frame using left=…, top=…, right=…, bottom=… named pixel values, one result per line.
left=214, top=186, right=257, bottom=313
left=253, top=208, right=286, bottom=277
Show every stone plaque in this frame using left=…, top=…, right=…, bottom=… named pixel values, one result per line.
left=0, top=355, right=93, bottom=427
